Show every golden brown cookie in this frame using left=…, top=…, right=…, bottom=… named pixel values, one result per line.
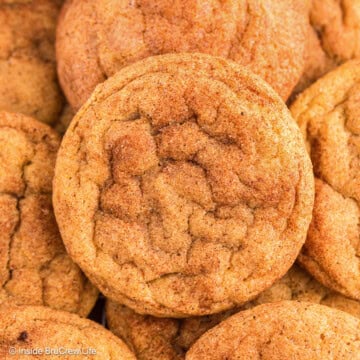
left=0, top=111, right=98, bottom=316
left=294, top=0, right=360, bottom=95
left=56, top=0, right=307, bottom=109
left=106, top=264, right=360, bottom=360
left=0, top=0, right=63, bottom=124
left=291, top=60, right=360, bottom=301
left=0, top=304, right=136, bottom=360
left=186, top=301, right=360, bottom=360
left=53, top=53, right=314, bottom=317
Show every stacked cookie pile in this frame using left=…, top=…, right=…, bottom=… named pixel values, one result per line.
left=1, top=1, right=360, bottom=359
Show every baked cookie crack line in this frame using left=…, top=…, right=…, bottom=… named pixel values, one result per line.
left=3, top=154, right=33, bottom=291
left=3, top=196, right=20, bottom=291
left=145, top=272, right=183, bottom=286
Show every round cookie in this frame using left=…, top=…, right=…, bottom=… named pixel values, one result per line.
left=0, top=0, right=63, bottom=124
left=291, top=60, right=360, bottom=300
left=53, top=53, right=314, bottom=317
left=0, top=111, right=98, bottom=316
left=186, top=301, right=360, bottom=360
left=293, top=0, right=360, bottom=95
left=106, top=264, right=360, bottom=360
left=0, top=304, right=136, bottom=360
left=56, top=0, right=307, bottom=109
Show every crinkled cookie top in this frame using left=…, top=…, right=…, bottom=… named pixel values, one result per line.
left=186, top=301, right=360, bottom=360
left=311, top=0, right=360, bottom=63
left=294, top=0, right=360, bottom=94
left=54, top=53, right=314, bottom=317
left=0, top=305, right=136, bottom=360
left=106, top=264, right=360, bottom=360
left=0, top=111, right=98, bottom=316
left=0, top=0, right=63, bottom=124
left=56, top=0, right=307, bottom=109
left=291, top=60, right=360, bottom=301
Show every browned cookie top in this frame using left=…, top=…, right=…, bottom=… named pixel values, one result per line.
left=54, top=53, right=314, bottom=317
left=56, top=0, right=307, bottom=109
left=106, top=264, right=360, bottom=360
left=186, top=301, right=360, bottom=360
left=291, top=60, right=360, bottom=301
left=0, top=111, right=98, bottom=316
left=294, top=0, right=360, bottom=94
left=311, top=0, right=360, bottom=63
left=0, top=305, right=136, bottom=360
left=0, top=0, right=63, bottom=124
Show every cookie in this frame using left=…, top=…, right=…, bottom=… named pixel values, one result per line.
left=186, top=301, right=360, bottom=359
left=0, top=111, right=98, bottom=316
left=53, top=53, right=314, bottom=317
left=291, top=60, right=360, bottom=300
left=0, top=304, right=136, bottom=359
left=106, top=264, right=360, bottom=360
left=56, top=0, right=307, bottom=109
left=0, top=0, right=63, bottom=124
left=293, top=0, right=360, bottom=95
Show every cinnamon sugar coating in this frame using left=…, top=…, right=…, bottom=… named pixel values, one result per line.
left=0, top=111, right=98, bottom=316
left=291, top=60, right=360, bottom=300
left=54, top=53, right=314, bottom=317
left=0, top=305, right=136, bottom=360
left=186, top=301, right=360, bottom=360
left=0, top=0, right=63, bottom=124
left=56, top=0, right=307, bottom=109
left=106, top=264, right=360, bottom=360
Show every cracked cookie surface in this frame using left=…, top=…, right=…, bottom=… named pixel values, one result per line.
left=106, top=264, right=360, bottom=360
left=294, top=0, right=360, bottom=95
left=54, top=53, right=314, bottom=317
left=0, top=304, right=136, bottom=360
left=56, top=0, right=307, bottom=109
left=291, top=60, right=360, bottom=301
left=0, top=0, right=63, bottom=124
left=186, top=301, right=360, bottom=359
left=0, top=111, right=98, bottom=316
